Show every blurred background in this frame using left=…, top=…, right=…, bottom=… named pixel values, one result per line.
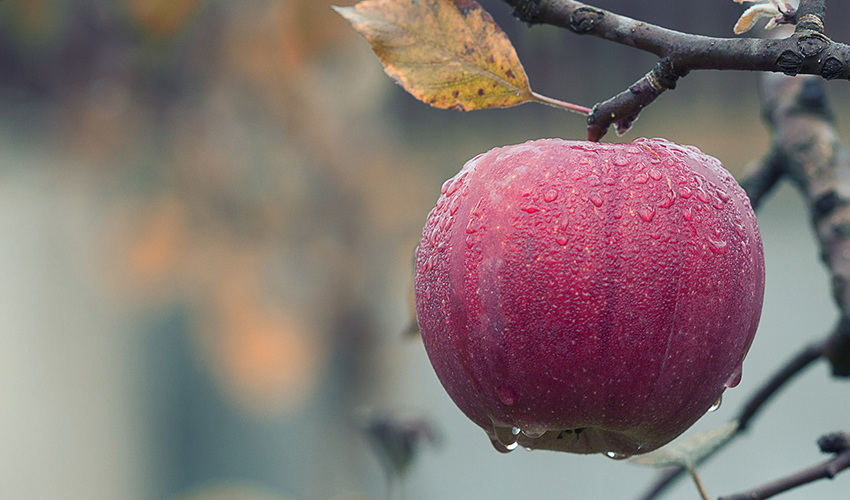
left=0, top=0, right=849, bottom=499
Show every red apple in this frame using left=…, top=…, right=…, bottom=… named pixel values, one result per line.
left=414, top=138, right=764, bottom=457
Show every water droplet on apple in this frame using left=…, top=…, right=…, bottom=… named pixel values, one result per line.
left=544, top=189, right=558, bottom=202
left=635, top=173, right=649, bottom=184
left=589, top=193, right=604, bottom=207
left=712, top=197, right=725, bottom=210
left=472, top=198, right=485, bottom=217
left=497, top=385, right=517, bottom=406
left=605, top=451, right=630, bottom=460
left=708, top=238, right=728, bottom=254
left=658, top=193, right=675, bottom=209
left=521, top=424, right=547, bottom=438
left=725, top=364, right=744, bottom=388
left=612, top=155, right=630, bottom=166
left=680, top=186, right=692, bottom=199
left=707, top=395, right=722, bottom=413
left=488, top=434, right=518, bottom=453
left=449, top=196, right=461, bottom=215
left=446, top=180, right=461, bottom=197
left=490, top=424, right=521, bottom=452
left=638, top=206, right=656, bottom=222
left=682, top=207, right=693, bottom=221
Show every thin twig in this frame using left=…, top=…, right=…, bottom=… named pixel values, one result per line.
left=688, top=467, right=712, bottom=500
left=633, top=334, right=827, bottom=500
left=635, top=71, right=850, bottom=500
left=718, top=432, right=850, bottom=500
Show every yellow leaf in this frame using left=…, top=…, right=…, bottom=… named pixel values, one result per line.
left=333, top=0, right=536, bottom=111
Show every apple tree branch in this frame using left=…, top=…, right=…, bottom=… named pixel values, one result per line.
left=718, top=432, right=850, bottom=500
left=635, top=70, right=850, bottom=500
left=497, top=0, right=848, bottom=140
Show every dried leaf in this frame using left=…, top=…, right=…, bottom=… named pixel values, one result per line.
left=333, top=0, right=537, bottom=111
left=630, top=420, right=739, bottom=469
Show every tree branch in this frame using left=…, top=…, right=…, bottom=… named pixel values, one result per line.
left=498, top=0, right=849, bottom=140
left=754, top=74, right=850, bottom=368
left=718, top=432, right=850, bottom=500
left=635, top=70, right=850, bottom=500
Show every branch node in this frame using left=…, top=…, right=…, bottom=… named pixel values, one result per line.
left=776, top=49, right=805, bottom=76
left=821, top=56, right=846, bottom=81
left=511, top=0, right=543, bottom=25
left=798, top=32, right=830, bottom=57
left=569, top=6, right=605, bottom=33
left=818, top=432, right=850, bottom=454
left=797, top=13, right=825, bottom=33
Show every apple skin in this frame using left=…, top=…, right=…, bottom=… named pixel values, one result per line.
left=414, top=138, right=765, bottom=457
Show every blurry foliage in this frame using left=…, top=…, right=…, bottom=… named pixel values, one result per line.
left=0, top=0, right=432, bottom=428
left=125, top=0, right=209, bottom=39
left=0, top=0, right=65, bottom=49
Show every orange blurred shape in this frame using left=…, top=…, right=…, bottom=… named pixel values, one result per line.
left=126, top=0, right=206, bottom=38
left=226, top=0, right=352, bottom=80
left=205, top=267, right=325, bottom=417
left=15, top=0, right=48, bottom=25
left=285, top=0, right=350, bottom=69
left=124, top=195, right=188, bottom=287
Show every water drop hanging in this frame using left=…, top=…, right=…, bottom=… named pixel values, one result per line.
left=521, top=424, right=547, bottom=439
left=707, top=395, right=722, bottom=413
left=492, top=424, right=521, bottom=448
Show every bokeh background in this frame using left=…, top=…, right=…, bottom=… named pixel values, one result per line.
left=0, top=0, right=849, bottom=499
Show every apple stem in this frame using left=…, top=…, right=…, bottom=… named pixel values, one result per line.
left=529, top=91, right=592, bottom=115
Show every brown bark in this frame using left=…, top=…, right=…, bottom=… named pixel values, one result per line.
left=499, top=0, right=847, bottom=140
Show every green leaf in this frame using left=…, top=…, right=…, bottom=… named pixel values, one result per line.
left=630, top=420, right=739, bottom=469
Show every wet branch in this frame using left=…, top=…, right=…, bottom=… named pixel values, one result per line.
left=635, top=69, right=850, bottom=500
left=719, top=432, right=850, bottom=500
left=634, top=325, right=834, bottom=500
left=498, top=0, right=848, bottom=140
